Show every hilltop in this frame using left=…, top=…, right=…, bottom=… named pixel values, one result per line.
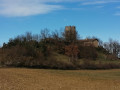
left=0, top=26, right=120, bottom=69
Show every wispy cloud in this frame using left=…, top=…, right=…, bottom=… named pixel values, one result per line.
left=117, top=6, right=120, bottom=9
left=0, top=0, right=120, bottom=17
left=81, top=0, right=120, bottom=5
left=115, top=6, right=120, bottom=16
left=114, top=12, right=120, bottom=16
left=0, top=0, right=64, bottom=17
left=81, top=0, right=120, bottom=16
left=71, top=8, right=83, bottom=11
left=96, top=6, right=104, bottom=8
left=82, top=1, right=106, bottom=5
left=0, top=0, right=86, bottom=17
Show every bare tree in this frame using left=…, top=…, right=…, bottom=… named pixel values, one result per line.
left=104, top=39, right=120, bottom=56
left=40, top=29, right=50, bottom=39
left=32, top=34, right=39, bottom=41
left=26, top=32, right=32, bottom=41
left=52, top=31, right=59, bottom=40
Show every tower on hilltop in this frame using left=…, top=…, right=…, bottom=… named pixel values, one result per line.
left=65, top=26, right=76, bottom=32
left=64, top=26, right=77, bottom=43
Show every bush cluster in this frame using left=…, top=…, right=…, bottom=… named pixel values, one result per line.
left=0, top=30, right=119, bottom=69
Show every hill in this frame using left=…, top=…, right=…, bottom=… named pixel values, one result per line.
left=0, top=29, right=120, bottom=69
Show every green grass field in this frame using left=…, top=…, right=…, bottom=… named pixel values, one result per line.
left=0, top=68, right=120, bottom=90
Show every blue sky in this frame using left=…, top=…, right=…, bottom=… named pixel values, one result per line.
left=0, top=0, right=120, bottom=46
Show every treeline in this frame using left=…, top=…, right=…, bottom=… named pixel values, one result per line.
left=0, top=29, right=120, bottom=69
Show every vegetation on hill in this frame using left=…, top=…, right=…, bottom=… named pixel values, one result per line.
left=0, top=29, right=120, bottom=69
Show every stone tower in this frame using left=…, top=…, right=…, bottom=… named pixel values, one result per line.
left=65, top=26, right=76, bottom=32
left=65, top=26, right=77, bottom=42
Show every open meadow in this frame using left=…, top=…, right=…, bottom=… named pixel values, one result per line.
left=0, top=68, right=120, bottom=90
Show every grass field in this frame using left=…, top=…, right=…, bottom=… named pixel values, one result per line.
left=0, top=68, right=120, bottom=90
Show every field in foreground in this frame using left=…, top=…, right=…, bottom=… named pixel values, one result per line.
left=0, top=68, right=120, bottom=90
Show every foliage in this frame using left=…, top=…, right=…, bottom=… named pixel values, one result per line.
left=78, top=45, right=98, bottom=60
left=0, top=28, right=120, bottom=69
left=65, top=44, right=79, bottom=64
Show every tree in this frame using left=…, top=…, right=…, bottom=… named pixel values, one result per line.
left=65, top=44, right=79, bottom=64
left=25, top=32, right=32, bottom=41
left=104, top=39, right=120, bottom=56
left=32, top=34, right=39, bottom=41
left=40, top=29, right=50, bottom=41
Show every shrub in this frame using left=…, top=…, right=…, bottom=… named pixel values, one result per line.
left=65, top=44, right=79, bottom=64
left=78, top=46, right=98, bottom=60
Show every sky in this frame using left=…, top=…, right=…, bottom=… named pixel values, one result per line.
left=0, top=0, right=120, bottom=46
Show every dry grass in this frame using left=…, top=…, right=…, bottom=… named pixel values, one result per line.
left=0, top=68, right=120, bottom=90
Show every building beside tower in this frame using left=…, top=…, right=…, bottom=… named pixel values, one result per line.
left=65, top=26, right=99, bottom=47
left=79, top=38, right=99, bottom=47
